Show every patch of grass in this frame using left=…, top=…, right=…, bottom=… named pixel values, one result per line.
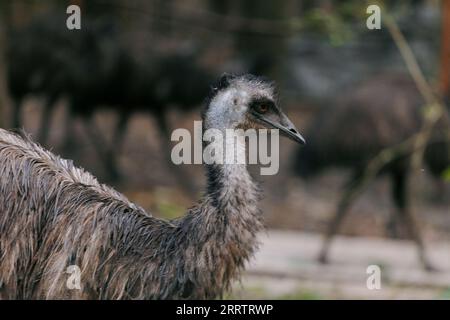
left=152, top=187, right=186, bottom=220
left=226, top=285, right=267, bottom=300
left=437, top=288, right=450, bottom=300
left=276, top=289, right=323, bottom=300
left=156, top=201, right=184, bottom=220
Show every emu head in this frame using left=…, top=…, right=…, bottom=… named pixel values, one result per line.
left=203, top=73, right=306, bottom=144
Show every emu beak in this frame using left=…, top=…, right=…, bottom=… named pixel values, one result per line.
left=254, top=112, right=306, bottom=145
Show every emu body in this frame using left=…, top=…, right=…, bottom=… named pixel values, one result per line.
left=295, top=73, right=450, bottom=270
left=0, top=74, right=304, bottom=299
left=7, top=15, right=213, bottom=185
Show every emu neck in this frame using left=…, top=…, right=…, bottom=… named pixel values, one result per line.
left=204, top=127, right=260, bottom=216
left=202, top=124, right=263, bottom=263
left=168, top=119, right=264, bottom=298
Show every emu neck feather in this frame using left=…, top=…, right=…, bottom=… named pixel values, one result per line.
left=172, top=126, right=263, bottom=298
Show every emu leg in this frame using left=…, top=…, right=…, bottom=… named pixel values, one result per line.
left=81, top=117, right=128, bottom=182
left=432, top=179, right=448, bottom=204
left=11, top=98, right=22, bottom=128
left=60, top=108, right=78, bottom=157
left=155, top=111, right=197, bottom=199
left=103, top=113, right=130, bottom=182
left=390, top=171, right=435, bottom=271
left=37, top=95, right=58, bottom=145
left=385, top=211, right=402, bottom=239
left=318, top=171, right=363, bottom=264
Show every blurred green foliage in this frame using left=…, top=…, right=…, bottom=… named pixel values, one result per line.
left=301, top=2, right=367, bottom=46
left=156, top=200, right=185, bottom=220
left=442, top=167, right=450, bottom=181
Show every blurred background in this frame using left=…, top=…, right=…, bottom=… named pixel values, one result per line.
left=0, top=0, right=449, bottom=299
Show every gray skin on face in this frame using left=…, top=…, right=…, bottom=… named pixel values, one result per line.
left=205, top=74, right=305, bottom=144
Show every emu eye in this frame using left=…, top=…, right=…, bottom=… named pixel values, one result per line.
left=256, top=104, right=268, bottom=114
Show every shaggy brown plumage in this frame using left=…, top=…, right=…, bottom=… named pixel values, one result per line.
left=0, top=74, right=303, bottom=299
left=0, top=129, right=261, bottom=299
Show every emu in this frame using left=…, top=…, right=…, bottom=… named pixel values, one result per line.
left=0, top=74, right=305, bottom=299
left=7, top=15, right=213, bottom=185
left=295, top=73, right=450, bottom=271
left=54, top=50, right=213, bottom=185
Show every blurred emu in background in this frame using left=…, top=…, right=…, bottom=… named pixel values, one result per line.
left=7, top=13, right=213, bottom=187
left=295, top=73, right=450, bottom=270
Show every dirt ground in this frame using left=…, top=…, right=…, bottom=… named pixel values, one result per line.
left=232, top=230, right=450, bottom=299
